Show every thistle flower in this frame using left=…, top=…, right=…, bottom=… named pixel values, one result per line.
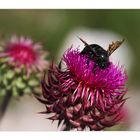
left=0, top=35, right=49, bottom=96
left=38, top=47, right=128, bottom=131
left=0, top=35, right=49, bottom=120
left=0, top=36, right=48, bottom=76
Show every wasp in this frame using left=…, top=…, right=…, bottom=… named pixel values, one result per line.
left=79, top=37, right=124, bottom=69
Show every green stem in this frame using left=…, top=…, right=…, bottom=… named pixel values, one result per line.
left=0, top=91, right=12, bottom=122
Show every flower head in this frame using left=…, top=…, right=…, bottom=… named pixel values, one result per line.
left=0, top=35, right=49, bottom=97
left=38, top=47, right=128, bottom=131
left=0, top=36, right=48, bottom=76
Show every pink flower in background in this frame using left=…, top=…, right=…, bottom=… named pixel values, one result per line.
left=38, top=47, right=128, bottom=131
left=0, top=36, right=49, bottom=76
left=0, top=35, right=50, bottom=121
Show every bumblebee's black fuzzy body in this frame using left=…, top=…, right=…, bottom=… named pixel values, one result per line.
left=81, top=44, right=110, bottom=69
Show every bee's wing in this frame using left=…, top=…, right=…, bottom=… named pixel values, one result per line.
left=107, top=39, right=125, bottom=56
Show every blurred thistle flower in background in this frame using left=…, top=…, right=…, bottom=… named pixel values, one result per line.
left=0, top=36, right=49, bottom=76
left=37, top=46, right=128, bottom=131
left=0, top=35, right=49, bottom=121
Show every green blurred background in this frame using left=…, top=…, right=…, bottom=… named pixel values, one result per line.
left=0, top=9, right=139, bottom=131
left=0, top=10, right=138, bottom=86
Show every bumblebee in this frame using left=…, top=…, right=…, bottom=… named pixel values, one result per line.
left=79, top=37, right=124, bottom=69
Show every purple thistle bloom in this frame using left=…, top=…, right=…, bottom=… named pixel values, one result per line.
left=0, top=35, right=49, bottom=76
left=38, top=47, right=128, bottom=131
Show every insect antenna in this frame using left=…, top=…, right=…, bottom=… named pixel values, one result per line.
left=78, top=37, right=99, bottom=56
left=77, top=36, right=89, bottom=46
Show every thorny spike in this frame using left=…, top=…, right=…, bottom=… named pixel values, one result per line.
left=58, top=60, right=62, bottom=69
